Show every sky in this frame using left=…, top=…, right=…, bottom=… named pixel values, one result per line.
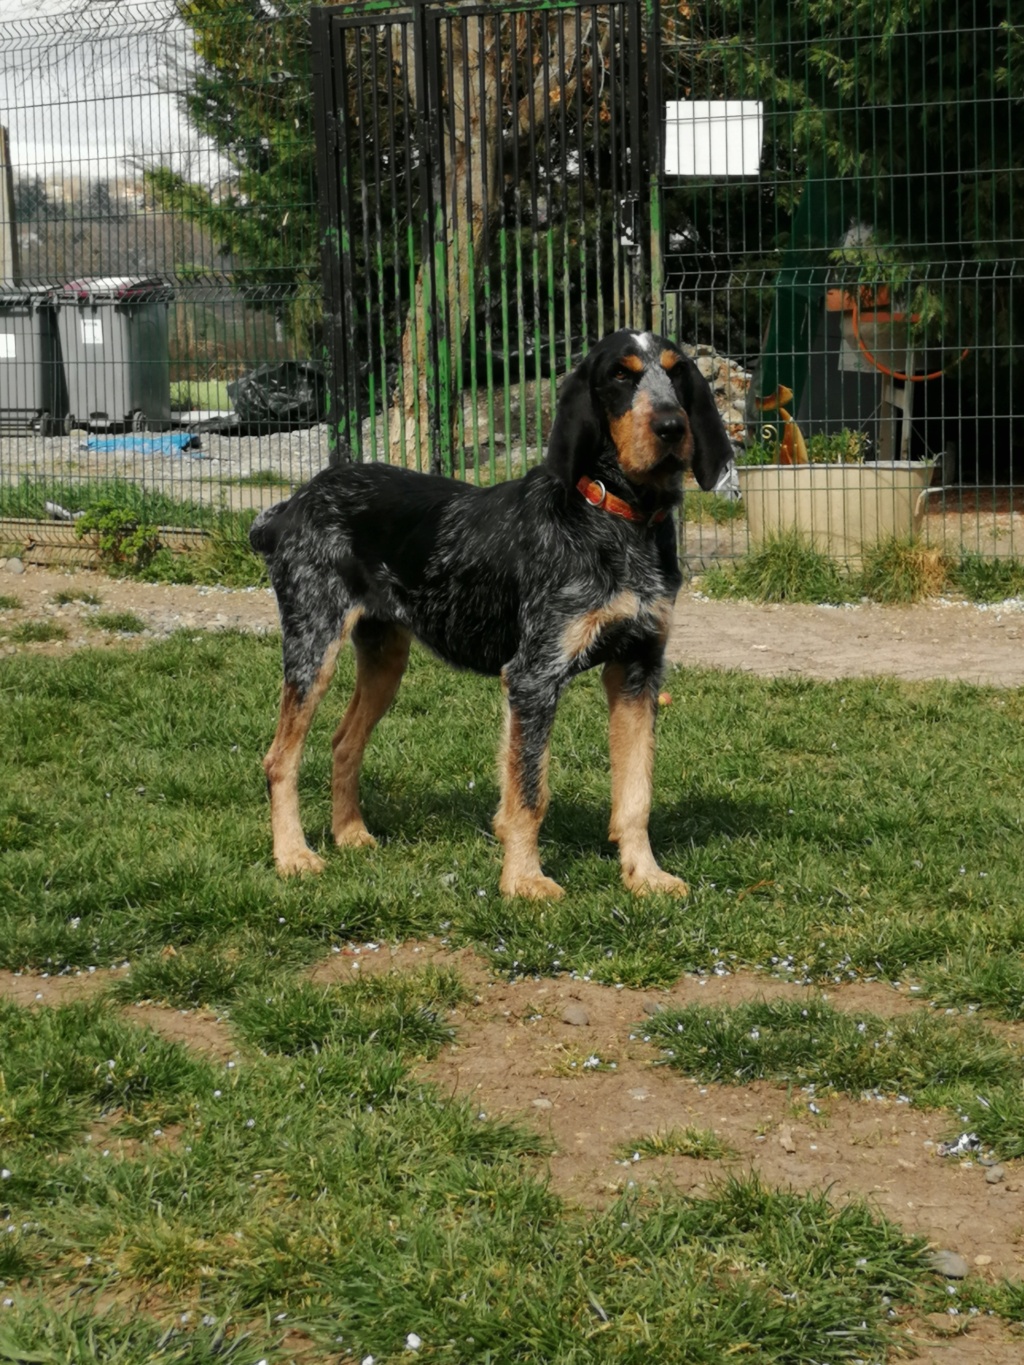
left=0, top=0, right=226, bottom=189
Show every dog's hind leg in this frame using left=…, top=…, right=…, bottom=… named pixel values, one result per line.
left=263, top=610, right=359, bottom=876
left=331, top=619, right=411, bottom=847
left=494, top=671, right=565, bottom=901
left=602, top=661, right=688, bottom=897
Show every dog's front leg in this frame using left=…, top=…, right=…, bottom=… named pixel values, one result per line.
left=494, top=670, right=564, bottom=900
left=602, top=661, right=688, bottom=897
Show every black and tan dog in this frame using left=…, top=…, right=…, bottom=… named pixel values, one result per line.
left=250, top=329, right=732, bottom=899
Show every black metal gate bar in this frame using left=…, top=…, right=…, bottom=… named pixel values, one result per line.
left=309, top=5, right=345, bottom=445
left=644, top=0, right=665, bottom=334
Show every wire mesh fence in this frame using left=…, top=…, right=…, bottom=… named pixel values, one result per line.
left=0, top=0, right=327, bottom=561
left=656, top=0, right=1022, bottom=567
left=0, top=0, right=1020, bottom=573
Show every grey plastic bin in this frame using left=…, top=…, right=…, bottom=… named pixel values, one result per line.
left=56, top=276, right=172, bottom=431
left=0, top=286, right=70, bottom=435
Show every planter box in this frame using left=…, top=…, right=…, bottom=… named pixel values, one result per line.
left=736, top=461, right=934, bottom=560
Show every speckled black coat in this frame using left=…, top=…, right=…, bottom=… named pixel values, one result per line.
left=249, top=329, right=733, bottom=896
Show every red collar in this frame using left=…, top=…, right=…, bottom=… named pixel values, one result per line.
left=577, top=476, right=668, bottom=525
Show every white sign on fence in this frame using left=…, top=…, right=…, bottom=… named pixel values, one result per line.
left=664, top=101, right=763, bottom=177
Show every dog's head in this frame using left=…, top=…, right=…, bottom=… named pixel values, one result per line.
left=544, top=330, right=733, bottom=495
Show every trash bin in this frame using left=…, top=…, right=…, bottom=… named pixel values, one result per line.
left=56, top=277, right=172, bottom=431
left=0, top=286, right=70, bottom=435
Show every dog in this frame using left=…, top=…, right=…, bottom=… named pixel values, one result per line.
left=250, top=329, right=732, bottom=899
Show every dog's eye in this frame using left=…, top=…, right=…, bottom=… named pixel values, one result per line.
left=614, top=363, right=639, bottom=383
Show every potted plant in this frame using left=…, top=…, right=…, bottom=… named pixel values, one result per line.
left=735, top=423, right=935, bottom=562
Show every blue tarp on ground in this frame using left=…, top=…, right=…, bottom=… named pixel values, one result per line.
left=83, top=433, right=205, bottom=458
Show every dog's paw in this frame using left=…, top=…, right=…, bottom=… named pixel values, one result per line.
left=624, top=868, right=689, bottom=898
left=333, top=822, right=377, bottom=849
left=501, top=873, right=566, bottom=901
left=275, top=846, right=326, bottom=877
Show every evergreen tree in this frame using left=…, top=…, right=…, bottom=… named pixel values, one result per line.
left=147, top=0, right=320, bottom=348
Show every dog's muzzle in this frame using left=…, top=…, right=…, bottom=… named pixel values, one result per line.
left=651, top=412, right=687, bottom=446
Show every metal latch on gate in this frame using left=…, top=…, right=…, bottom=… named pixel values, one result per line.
left=619, top=195, right=640, bottom=251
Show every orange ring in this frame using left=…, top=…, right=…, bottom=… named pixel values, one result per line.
left=850, top=300, right=969, bottom=382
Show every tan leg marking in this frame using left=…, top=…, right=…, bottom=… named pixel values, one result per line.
left=561, top=592, right=674, bottom=665
left=603, top=662, right=688, bottom=897
left=331, top=627, right=411, bottom=847
left=560, top=591, right=641, bottom=662
left=263, top=638, right=345, bottom=876
left=493, top=688, right=563, bottom=901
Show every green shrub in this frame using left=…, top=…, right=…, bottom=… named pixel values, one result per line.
left=75, top=502, right=161, bottom=572
left=701, top=530, right=856, bottom=603
left=949, top=553, right=1024, bottom=603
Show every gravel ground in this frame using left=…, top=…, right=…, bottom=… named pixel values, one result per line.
left=6, top=562, right=1024, bottom=689
left=0, top=349, right=746, bottom=511
left=0, top=424, right=332, bottom=511
left=0, top=413, right=552, bottom=515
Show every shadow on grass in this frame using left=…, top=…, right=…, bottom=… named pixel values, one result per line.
left=350, top=776, right=775, bottom=858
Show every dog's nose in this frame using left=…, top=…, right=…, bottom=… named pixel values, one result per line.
left=652, top=412, right=686, bottom=443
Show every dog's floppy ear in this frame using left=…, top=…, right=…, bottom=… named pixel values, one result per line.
left=680, top=357, right=734, bottom=492
left=544, top=352, right=601, bottom=487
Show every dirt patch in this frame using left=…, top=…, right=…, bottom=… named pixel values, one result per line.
left=120, top=1002, right=242, bottom=1064
left=921, top=488, right=1024, bottom=561
left=0, top=964, right=129, bottom=1007
left=3, top=563, right=1024, bottom=684
left=0, top=565, right=277, bottom=657
left=667, top=593, right=1024, bottom=687
left=0, top=967, right=239, bottom=1064
left=314, top=943, right=1024, bottom=1291
left=4, top=948, right=1024, bottom=1358
left=335, top=943, right=1024, bottom=1361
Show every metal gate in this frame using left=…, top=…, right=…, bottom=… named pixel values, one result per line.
left=311, top=0, right=652, bottom=476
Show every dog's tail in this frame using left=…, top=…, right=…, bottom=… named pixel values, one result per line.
left=248, top=498, right=292, bottom=560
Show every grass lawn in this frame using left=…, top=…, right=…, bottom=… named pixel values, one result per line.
left=2, top=633, right=1024, bottom=1358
